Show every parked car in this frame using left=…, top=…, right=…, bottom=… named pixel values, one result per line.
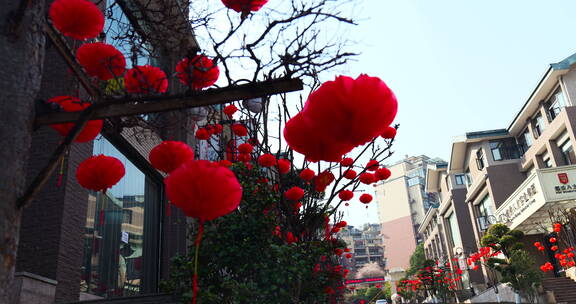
left=376, top=300, right=388, bottom=304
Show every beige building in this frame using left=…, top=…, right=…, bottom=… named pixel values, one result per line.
left=339, top=224, right=385, bottom=276
left=374, top=155, right=445, bottom=271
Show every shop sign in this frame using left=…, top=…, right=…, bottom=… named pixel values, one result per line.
left=540, top=166, right=576, bottom=202
left=496, top=183, right=539, bottom=224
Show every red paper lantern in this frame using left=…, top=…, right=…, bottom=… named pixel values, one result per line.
left=124, top=65, right=168, bottom=94
left=149, top=141, right=194, bottom=174
left=164, top=160, right=242, bottom=221
left=277, top=159, right=291, bottom=174
left=314, top=171, right=335, bottom=192
left=360, top=194, right=373, bottom=204
left=49, top=0, right=104, bottom=40
left=381, top=126, right=397, bottom=139
left=343, top=169, right=357, bottom=180
left=359, top=173, right=376, bottom=185
left=237, top=143, right=253, bottom=154
left=338, top=190, right=354, bottom=201
left=375, top=167, right=391, bottom=180
left=258, top=153, right=276, bottom=167
left=219, top=160, right=233, bottom=167
left=76, top=42, right=126, bottom=80
left=223, top=104, right=238, bottom=117
left=76, top=155, right=125, bottom=191
left=284, top=186, right=304, bottom=201
left=299, top=168, right=315, bottom=181
left=533, top=242, right=542, bottom=248
left=232, top=124, right=248, bottom=137
left=48, top=96, right=103, bottom=142
left=551, top=245, right=559, bottom=251
left=195, top=128, right=210, bottom=140
left=221, top=0, right=268, bottom=14
left=340, top=157, right=354, bottom=167
left=175, top=55, right=219, bottom=89
left=550, top=237, right=557, bottom=243
left=366, top=160, right=379, bottom=171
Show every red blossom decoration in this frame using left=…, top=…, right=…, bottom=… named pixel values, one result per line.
left=277, top=159, right=291, bottom=174
left=76, top=42, right=126, bottom=80
left=338, top=190, right=354, bottom=201
left=223, top=104, right=238, bottom=117
left=359, top=194, right=373, bottom=204
left=381, top=126, right=397, bottom=139
left=48, top=96, right=103, bottom=142
left=124, top=65, right=168, bottom=94
left=299, top=168, right=315, bottom=181
left=175, top=55, right=219, bottom=89
left=149, top=141, right=194, bottom=174
left=232, top=124, right=248, bottom=137
left=164, top=160, right=242, bottom=221
left=49, top=0, right=104, bottom=40
left=237, top=143, right=253, bottom=154
left=284, top=187, right=305, bottom=201
left=76, top=155, right=125, bottom=191
left=257, top=153, right=276, bottom=167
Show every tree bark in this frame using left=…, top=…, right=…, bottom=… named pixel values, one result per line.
left=0, top=1, right=45, bottom=303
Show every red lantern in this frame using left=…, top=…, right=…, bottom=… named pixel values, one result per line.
left=258, top=153, right=276, bottom=167
left=335, top=248, right=343, bottom=256
left=237, top=143, right=253, bottom=154
left=223, top=104, right=238, bottom=117
left=534, top=242, right=542, bottom=248
left=76, top=42, right=126, bottom=80
left=338, top=190, right=354, bottom=201
left=550, top=237, right=557, bottom=243
left=49, top=0, right=104, bottom=40
left=221, top=0, right=268, bottom=14
left=76, top=155, right=125, bottom=191
left=48, top=96, right=103, bottom=142
left=381, top=126, right=397, bottom=139
left=149, top=141, right=194, bottom=174
left=359, top=173, right=376, bottom=185
left=175, top=55, right=219, bottom=89
left=164, top=160, right=242, bottom=221
left=343, top=169, right=357, bottom=180
left=340, top=157, right=354, bottom=167
left=314, top=171, right=335, bottom=192
left=124, top=65, right=168, bottom=94
left=375, top=167, right=391, bottom=180
left=284, top=187, right=304, bottom=201
left=277, top=159, right=291, bottom=174
left=366, top=160, right=379, bottom=171
left=299, top=168, right=315, bottom=181
left=232, top=124, right=248, bottom=137
left=551, top=245, right=559, bottom=251
left=195, top=128, right=210, bottom=140
left=360, top=194, right=373, bottom=204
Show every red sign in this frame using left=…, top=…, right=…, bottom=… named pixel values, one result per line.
left=558, top=173, right=569, bottom=184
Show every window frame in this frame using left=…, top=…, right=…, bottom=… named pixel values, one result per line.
left=476, top=149, right=485, bottom=170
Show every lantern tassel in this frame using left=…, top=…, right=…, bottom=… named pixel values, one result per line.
left=56, top=154, right=66, bottom=187
left=192, top=220, right=205, bottom=304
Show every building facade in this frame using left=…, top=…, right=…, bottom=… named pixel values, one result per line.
left=340, top=224, right=385, bottom=276
left=374, top=155, right=445, bottom=272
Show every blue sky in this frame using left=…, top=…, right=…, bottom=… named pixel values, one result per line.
left=342, top=0, right=576, bottom=226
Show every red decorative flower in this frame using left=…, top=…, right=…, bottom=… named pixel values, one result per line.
left=381, top=126, right=397, bottom=139
left=164, top=160, right=242, bottom=221
left=360, top=194, right=373, bottom=204
left=76, top=155, right=125, bottom=191
left=49, top=0, right=104, bottom=40
left=258, top=153, right=276, bottom=167
left=221, top=0, right=268, bottom=13
left=343, top=169, right=357, bottom=180
left=277, top=159, right=291, bottom=174
left=338, top=190, right=354, bottom=201
left=149, top=141, right=194, bottom=174
left=375, top=167, right=391, bottom=180
left=359, top=173, right=376, bottom=185
left=124, top=65, right=168, bottom=94
left=299, top=168, right=315, bottom=181
left=232, top=124, right=248, bottom=137
left=237, top=143, right=253, bottom=154
left=340, top=157, right=354, bottom=167
left=195, top=128, right=210, bottom=140
left=314, top=170, right=335, bottom=192
left=366, top=160, right=379, bottom=171
left=223, top=104, right=238, bottom=117
left=76, top=42, right=126, bottom=80
left=48, top=96, right=102, bottom=142
left=175, top=55, right=219, bottom=89
left=284, top=186, right=304, bottom=201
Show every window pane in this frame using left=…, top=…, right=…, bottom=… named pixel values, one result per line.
left=448, top=213, right=462, bottom=248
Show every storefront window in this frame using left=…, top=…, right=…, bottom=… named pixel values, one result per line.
left=81, top=137, right=161, bottom=298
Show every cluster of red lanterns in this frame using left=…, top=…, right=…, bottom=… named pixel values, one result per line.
left=284, top=75, right=397, bottom=162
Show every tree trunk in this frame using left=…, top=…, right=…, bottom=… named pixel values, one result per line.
left=0, top=1, right=45, bottom=303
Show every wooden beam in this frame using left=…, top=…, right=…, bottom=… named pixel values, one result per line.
left=35, top=77, right=303, bottom=125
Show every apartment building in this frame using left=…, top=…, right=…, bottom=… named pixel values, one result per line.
left=340, top=224, right=385, bottom=276
left=374, top=155, right=445, bottom=271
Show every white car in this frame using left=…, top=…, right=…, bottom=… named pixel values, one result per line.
left=375, top=300, right=388, bottom=304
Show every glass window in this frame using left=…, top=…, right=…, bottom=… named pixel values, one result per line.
left=447, top=212, right=462, bottom=248
left=518, top=128, right=532, bottom=154
left=543, top=157, right=553, bottom=168
left=560, top=140, right=576, bottom=165
left=533, top=113, right=546, bottom=137
left=476, top=195, right=494, bottom=232
left=476, top=149, right=485, bottom=170
left=455, top=174, right=465, bottom=185
left=81, top=137, right=161, bottom=298
left=546, top=87, right=566, bottom=121
left=490, top=138, right=520, bottom=161
left=465, top=169, right=472, bottom=185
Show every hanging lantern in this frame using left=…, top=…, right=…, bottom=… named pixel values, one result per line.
left=258, top=153, right=276, bottom=167
left=365, top=160, right=379, bottom=172
left=284, top=186, right=304, bottom=201
left=221, top=0, right=269, bottom=14
left=242, top=97, right=264, bottom=113
left=314, top=170, right=335, bottom=192
left=359, top=173, right=376, bottom=185
left=299, top=168, right=315, bottom=181
left=223, top=104, right=238, bottom=117
left=232, top=124, right=248, bottom=137
left=360, top=193, right=373, bottom=204
left=375, top=167, right=391, bottom=180
left=340, top=157, right=354, bottom=167
left=49, top=0, right=104, bottom=40
left=76, top=42, right=126, bottom=81
left=381, top=126, right=397, bottom=139
left=277, top=159, right=291, bottom=174
left=124, top=65, right=168, bottom=94
left=149, top=141, right=194, bottom=174
left=338, top=190, right=354, bottom=201
left=48, top=96, right=103, bottom=142
left=76, top=155, right=125, bottom=192
left=164, top=160, right=242, bottom=221
left=175, top=55, right=219, bottom=89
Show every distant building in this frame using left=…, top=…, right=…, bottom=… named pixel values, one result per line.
left=339, top=224, right=384, bottom=276
left=374, top=155, right=445, bottom=272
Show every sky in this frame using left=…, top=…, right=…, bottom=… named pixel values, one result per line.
left=341, top=0, right=576, bottom=227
